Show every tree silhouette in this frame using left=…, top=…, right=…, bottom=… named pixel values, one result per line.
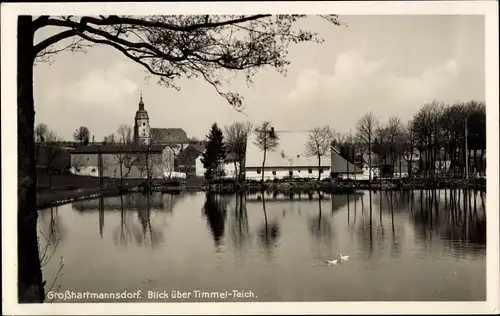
left=202, top=193, right=228, bottom=249
left=201, top=123, right=226, bottom=181
left=254, top=121, right=280, bottom=183
left=305, top=126, right=335, bottom=180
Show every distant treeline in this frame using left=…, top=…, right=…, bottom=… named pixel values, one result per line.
left=335, top=100, right=485, bottom=178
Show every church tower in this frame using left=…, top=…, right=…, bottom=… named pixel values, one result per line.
left=133, top=93, right=150, bottom=145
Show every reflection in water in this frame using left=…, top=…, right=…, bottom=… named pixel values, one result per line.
left=202, top=193, right=229, bottom=249
left=309, top=192, right=332, bottom=241
left=228, top=193, right=251, bottom=252
left=258, top=197, right=280, bottom=259
left=38, top=189, right=486, bottom=302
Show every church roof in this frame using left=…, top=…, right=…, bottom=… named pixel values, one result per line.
left=150, top=128, right=189, bottom=144
left=71, top=144, right=169, bottom=154
left=134, top=94, right=149, bottom=120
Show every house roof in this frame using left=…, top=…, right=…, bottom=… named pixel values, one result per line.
left=330, top=147, right=363, bottom=173
left=150, top=128, right=189, bottom=144
left=71, top=144, right=169, bottom=154
left=175, top=144, right=204, bottom=165
left=245, top=132, right=331, bottom=168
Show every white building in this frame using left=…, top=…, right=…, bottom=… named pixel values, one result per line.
left=244, top=132, right=331, bottom=181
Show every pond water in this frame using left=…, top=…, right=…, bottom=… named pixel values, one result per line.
left=38, top=189, right=486, bottom=302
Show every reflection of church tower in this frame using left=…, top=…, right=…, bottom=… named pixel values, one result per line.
left=133, top=93, right=150, bottom=145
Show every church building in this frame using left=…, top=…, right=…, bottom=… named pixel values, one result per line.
left=132, top=94, right=190, bottom=154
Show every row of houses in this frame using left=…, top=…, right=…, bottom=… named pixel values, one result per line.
left=39, top=130, right=485, bottom=182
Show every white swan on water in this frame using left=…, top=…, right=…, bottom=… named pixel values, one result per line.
left=326, top=260, right=338, bottom=265
left=339, top=254, right=349, bottom=261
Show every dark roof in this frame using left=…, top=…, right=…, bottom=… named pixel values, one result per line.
left=175, top=144, right=204, bottom=165
left=36, top=145, right=72, bottom=170
left=150, top=128, right=189, bottom=144
left=331, top=148, right=363, bottom=173
left=71, top=144, right=169, bottom=154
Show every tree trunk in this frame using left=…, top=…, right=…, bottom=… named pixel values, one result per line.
left=317, top=156, right=321, bottom=181
left=18, top=15, right=46, bottom=303
left=261, top=149, right=267, bottom=183
left=119, top=154, right=124, bottom=186
left=368, top=135, right=372, bottom=183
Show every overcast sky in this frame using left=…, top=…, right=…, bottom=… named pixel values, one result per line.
left=33, top=15, right=485, bottom=143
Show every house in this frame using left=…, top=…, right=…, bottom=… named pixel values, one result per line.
left=244, top=132, right=331, bottom=181
left=70, top=144, right=175, bottom=179
left=193, top=150, right=238, bottom=179
left=175, top=143, right=205, bottom=177
left=330, top=147, right=363, bottom=180
left=353, top=151, right=380, bottom=180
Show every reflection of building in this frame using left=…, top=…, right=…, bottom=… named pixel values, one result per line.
left=72, top=193, right=179, bottom=211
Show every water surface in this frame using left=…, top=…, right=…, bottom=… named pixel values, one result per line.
left=38, top=189, right=486, bottom=302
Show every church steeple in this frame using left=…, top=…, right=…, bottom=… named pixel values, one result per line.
left=138, top=91, right=145, bottom=110
left=134, top=91, right=150, bottom=145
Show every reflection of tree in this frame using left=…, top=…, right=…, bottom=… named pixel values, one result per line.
left=395, top=189, right=486, bottom=248
left=228, top=193, right=251, bottom=251
left=112, top=195, right=132, bottom=247
left=135, top=194, right=165, bottom=249
left=258, top=197, right=280, bottom=258
left=202, top=193, right=228, bottom=249
left=37, top=207, right=65, bottom=301
left=99, top=198, right=104, bottom=239
left=38, top=207, right=66, bottom=253
left=355, top=191, right=374, bottom=259
left=309, top=192, right=332, bottom=241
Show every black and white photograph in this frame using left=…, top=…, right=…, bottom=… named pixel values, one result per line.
left=2, top=1, right=499, bottom=315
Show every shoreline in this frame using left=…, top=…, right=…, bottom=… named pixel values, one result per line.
left=36, top=178, right=485, bottom=210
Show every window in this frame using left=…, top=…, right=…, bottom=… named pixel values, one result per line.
left=257, top=169, right=261, bottom=174
left=77, top=168, right=81, bottom=172
left=308, top=169, right=312, bottom=174
left=297, top=170, right=301, bottom=173
left=91, top=168, right=96, bottom=173
left=87, top=157, right=90, bottom=161
left=143, top=122, right=146, bottom=126
left=272, top=170, right=276, bottom=175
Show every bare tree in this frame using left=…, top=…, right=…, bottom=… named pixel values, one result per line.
left=39, top=130, right=65, bottom=187
left=113, top=134, right=139, bottom=185
left=159, top=147, right=176, bottom=179
left=117, top=124, right=133, bottom=144
left=149, top=129, right=162, bottom=145
left=356, top=112, right=379, bottom=182
left=105, top=133, right=117, bottom=145
left=18, top=14, right=342, bottom=303
left=224, top=121, right=253, bottom=182
left=305, top=126, right=334, bottom=180
left=35, top=123, right=49, bottom=165
left=254, top=122, right=279, bottom=183
left=35, top=123, right=48, bottom=143
left=401, top=120, right=418, bottom=178
left=73, top=126, right=90, bottom=145
left=70, top=155, right=84, bottom=175
left=386, top=116, right=404, bottom=178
